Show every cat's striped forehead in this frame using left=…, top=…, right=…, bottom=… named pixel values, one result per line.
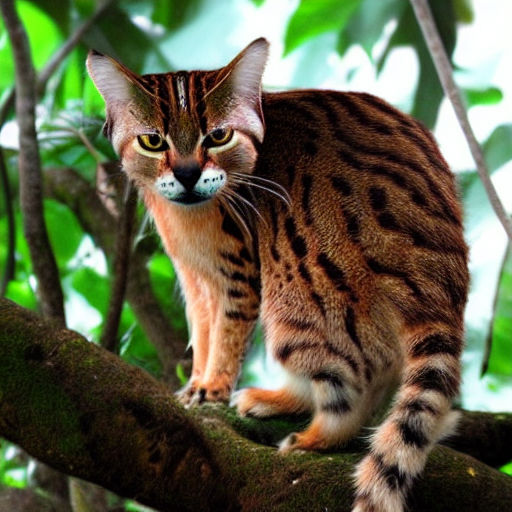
left=137, top=70, right=221, bottom=155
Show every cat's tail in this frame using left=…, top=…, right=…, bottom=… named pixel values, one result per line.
left=352, top=328, right=462, bottom=512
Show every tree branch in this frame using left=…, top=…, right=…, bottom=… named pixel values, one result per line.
left=0, top=298, right=230, bottom=512
left=0, top=0, right=65, bottom=323
left=409, top=0, right=512, bottom=241
left=44, top=167, right=187, bottom=387
left=100, top=178, right=138, bottom=353
left=1, top=297, right=512, bottom=512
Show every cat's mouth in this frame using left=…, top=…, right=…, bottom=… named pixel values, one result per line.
left=171, top=192, right=211, bottom=205
left=155, top=168, right=226, bottom=205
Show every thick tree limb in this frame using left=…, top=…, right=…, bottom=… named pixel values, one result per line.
left=1, top=298, right=512, bottom=512
left=410, top=0, right=512, bottom=241
left=44, top=167, right=187, bottom=387
left=0, top=0, right=65, bottom=323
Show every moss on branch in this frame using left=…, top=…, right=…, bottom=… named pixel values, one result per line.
left=1, top=298, right=511, bottom=512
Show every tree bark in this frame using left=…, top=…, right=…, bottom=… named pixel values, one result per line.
left=1, top=298, right=512, bottom=511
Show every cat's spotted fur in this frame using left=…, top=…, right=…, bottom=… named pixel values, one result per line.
left=87, top=38, right=468, bottom=512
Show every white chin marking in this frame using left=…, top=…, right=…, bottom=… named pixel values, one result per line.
left=195, top=167, right=226, bottom=197
left=155, top=168, right=226, bottom=202
left=155, top=174, right=186, bottom=201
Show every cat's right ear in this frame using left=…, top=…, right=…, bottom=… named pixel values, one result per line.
left=86, top=50, right=140, bottom=105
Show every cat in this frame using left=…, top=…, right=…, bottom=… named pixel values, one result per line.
left=87, top=38, right=469, bottom=512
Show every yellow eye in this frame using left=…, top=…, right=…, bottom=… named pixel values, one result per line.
left=137, top=133, right=168, bottom=152
left=204, top=127, right=234, bottom=148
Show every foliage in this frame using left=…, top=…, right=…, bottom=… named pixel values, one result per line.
left=1, top=0, right=512, bottom=509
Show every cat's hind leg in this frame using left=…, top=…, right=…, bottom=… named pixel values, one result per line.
left=278, top=369, right=368, bottom=452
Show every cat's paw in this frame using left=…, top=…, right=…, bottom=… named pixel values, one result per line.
left=278, top=432, right=305, bottom=454
left=175, top=379, right=200, bottom=406
left=277, top=428, right=327, bottom=453
left=230, top=388, right=279, bottom=417
left=177, top=374, right=233, bottom=407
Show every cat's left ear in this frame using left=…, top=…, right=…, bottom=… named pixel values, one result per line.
left=208, top=38, right=269, bottom=141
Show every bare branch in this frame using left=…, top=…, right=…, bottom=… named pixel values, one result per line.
left=0, top=0, right=65, bottom=323
left=100, top=178, right=138, bottom=353
left=409, top=0, right=512, bottom=241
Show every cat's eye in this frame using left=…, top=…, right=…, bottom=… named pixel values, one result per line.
left=203, top=127, right=234, bottom=148
left=137, top=133, right=168, bottom=152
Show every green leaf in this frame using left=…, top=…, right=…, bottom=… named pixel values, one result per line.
left=18, top=1, right=62, bottom=70
left=119, top=304, right=162, bottom=376
left=487, top=245, right=512, bottom=376
left=150, top=0, right=202, bottom=31
left=284, top=0, right=361, bottom=56
left=44, top=199, right=84, bottom=270
left=482, top=124, right=512, bottom=174
left=463, top=86, right=503, bottom=107
left=80, top=3, right=172, bottom=73
left=454, top=0, right=474, bottom=23
left=28, top=0, right=71, bottom=34
left=5, top=280, right=38, bottom=311
left=71, top=267, right=109, bottom=313
left=501, top=460, right=512, bottom=476
left=251, top=0, right=266, bottom=5
left=337, top=0, right=405, bottom=59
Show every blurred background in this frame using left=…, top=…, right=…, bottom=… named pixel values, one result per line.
left=1, top=0, right=511, bottom=506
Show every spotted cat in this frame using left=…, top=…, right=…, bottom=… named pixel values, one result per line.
left=87, top=38, right=468, bottom=512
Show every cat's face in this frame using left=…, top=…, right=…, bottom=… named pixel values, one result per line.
left=87, top=39, right=269, bottom=206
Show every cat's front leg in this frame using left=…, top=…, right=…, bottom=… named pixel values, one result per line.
left=176, top=262, right=260, bottom=406
left=174, top=265, right=215, bottom=405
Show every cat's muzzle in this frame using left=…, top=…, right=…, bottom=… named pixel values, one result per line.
left=155, top=168, right=227, bottom=205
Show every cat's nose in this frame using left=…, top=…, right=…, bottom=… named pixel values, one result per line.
left=173, top=163, right=202, bottom=191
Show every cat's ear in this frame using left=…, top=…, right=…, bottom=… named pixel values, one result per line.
left=222, top=37, right=269, bottom=104
left=207, top=38, right=269, bottom=141
left=86, top=50, right=143, bottom=105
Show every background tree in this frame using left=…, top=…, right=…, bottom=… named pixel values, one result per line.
left=0, top=0, right=511, bottom=511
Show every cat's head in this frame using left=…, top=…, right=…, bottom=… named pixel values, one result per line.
left=86, top=38, right=269, bottom=206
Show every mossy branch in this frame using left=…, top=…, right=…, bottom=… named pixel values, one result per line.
left=1, top=298, right=512, bottom=512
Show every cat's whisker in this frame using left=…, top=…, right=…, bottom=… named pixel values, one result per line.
left=233, top=172, right=290, bottom=199
left=233, top=186, right=266, bottom=224
left=223, top=182, right=266, bottom=227
left=231, top=172, right=291, bottom=207
left=219, top=192, right=253, bottom=241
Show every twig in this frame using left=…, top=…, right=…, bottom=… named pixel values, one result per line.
left=0, top=147, right=15, bottom=297
left=100, top=178, right=138, bottom=353
left=409, top=0, right=512, bottom=241
left=0, top=0, right=65, bottom=324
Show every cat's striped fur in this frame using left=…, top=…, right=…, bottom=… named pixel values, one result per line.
left=87, top=38, right=468, bottom=512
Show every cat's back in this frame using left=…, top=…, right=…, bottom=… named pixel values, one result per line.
left=256, top=88, right=468, bottom=324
